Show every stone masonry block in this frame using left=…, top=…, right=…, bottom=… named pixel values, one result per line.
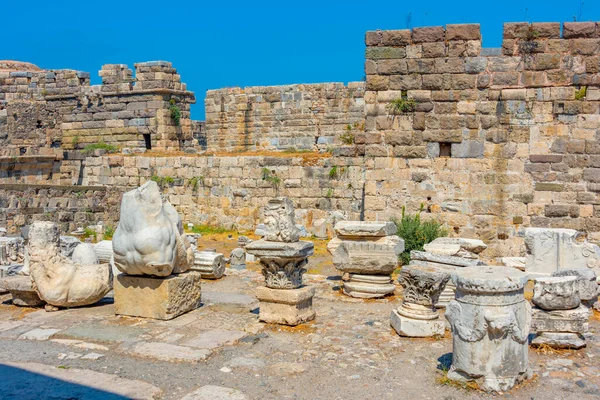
left=563, top=22, right=597, bottom=39
left=412, top=26, right=445, bottom=43
left=446, top=24, right=481, bottom=41
left=366, top=31, right=382, bottom=46
left=256, top=285, right=315, bottom=326
left=531, top=23, right=561, bottom=38
left=381, top=30, right=412, bottom=46
left=114, top=272, right=202, bottom=320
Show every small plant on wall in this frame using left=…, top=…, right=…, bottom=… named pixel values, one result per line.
left=339, top=124, right=355, bottom=145
left=387, top=90, right=416, bottom=114
left=261, top=168, right=281, bottom=189
left=169, top=99, right=181, bottom=126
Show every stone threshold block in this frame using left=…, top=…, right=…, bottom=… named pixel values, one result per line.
left=390, top=309, right=444, bottom=337
left=256, top=285, right=315, bottom=326
left=531, top=332, right=586, bottom=349
left=0, top=276, right=45, bottom=307
left=114, top=272, right=202, bottom=320
left=343, top=274, right=395, bottom=298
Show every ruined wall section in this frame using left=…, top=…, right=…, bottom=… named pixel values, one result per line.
left=204, top=83, right=365, bottom=152
left=0, top=61, right=196, bottom=156
left=355, top=22, right=600, bottom=253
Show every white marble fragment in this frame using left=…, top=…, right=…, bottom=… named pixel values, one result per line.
left=112, top=181, right=194, bottom=276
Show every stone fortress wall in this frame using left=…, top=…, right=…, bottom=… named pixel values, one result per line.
left=0, top=61, right=197, bottom=157
left=1, top=21, right=600, bottom=258
left=204, top=83, right=366, bottom=151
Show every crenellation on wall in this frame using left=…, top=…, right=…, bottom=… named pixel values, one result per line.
left=0, top=61, right=196, bottom=156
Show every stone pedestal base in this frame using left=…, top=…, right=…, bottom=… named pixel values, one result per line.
left=114, top=272, right=202, bottom=320
left=531, top=332, right=586, bottom=349
left=256, top=285, right=315, bottom=326
left=342, top=274, right=395, bottom=298
left=0, top=276, right=45, bottom=307
left=447, top=366, right=532, bottom=393
left=390, top=309, right=444, bottom=337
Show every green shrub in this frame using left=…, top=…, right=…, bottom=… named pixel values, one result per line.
left=575, top=86, right=587, bottom=101
left=83, top=141, right=119, bottom=155
left=189, top=224, right=229, bottom=235
left=103, top=225, right=115, bottom=240
left=391, top=205, right=448, bottom=265
left=387, top=96, right=416, bottom=114
left=169, top=99, right=181, bottom=126
left=329, top=166, right=338, bottom=179
left=261, top=168, right=281, bottom=188
left=187, top=176, right=204, bottom=191
left=83, top=227, right=97, bottom=242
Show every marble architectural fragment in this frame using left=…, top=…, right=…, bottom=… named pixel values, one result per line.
left=72, top=243, right=99, bottom=265
left=423, top=237, right=487, bottom=259
left=552, top=269, right=599, bottom=308
left=524, top=228, right=600, bottom=279
left=391, top=264, right=450, bottom=337
left=192, top=250, right=226, bottom=279
left=246, top=197, right=315, bottom=326
left=410, top=248, right=486, bottom=308
left=445, top=266, right=531, bottom=392
left=532, top=276, right=580, bottom=310
left=0, top=275, right=45, bottom=307
left=59, top=236, right=81, bottom=257
left=229, top=248, right=246, bottom=270
left=530, top=273, right=591, bottom=349
left=328, top=221, right=404, bottom=298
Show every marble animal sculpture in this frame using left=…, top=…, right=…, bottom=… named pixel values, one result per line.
left=28, top=221, right=111, bottom=307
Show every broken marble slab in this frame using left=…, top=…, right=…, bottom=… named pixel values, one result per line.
left=552, top=269, right=599, bottom=304
left=59, top=236, right=81, bottom=257
left=0, top=275, right=45, bottom=307
left=326, top=235, right=404, bottom=255
left=71, top=243, right=99, bottom=265
left=423, top=237, right=487, bottom=259
left=245, top=240, right=314, bottom=259
left=523, top=227, right=600, bottom=279
left=499, top=257, right=527, bottom=271
left=332, top=241, right=399, bottom=275
left=192, top=250, right=226, bottom=279
left=532, top=276, right=580, bottom=311
left=333, top=221, right=397, bottom=238
left=410, top=251, right=486, bottom=268
left=531, top=305, right=589, bottom=334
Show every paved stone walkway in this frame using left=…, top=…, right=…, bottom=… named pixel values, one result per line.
left=0, top=268, right=598, bottom=399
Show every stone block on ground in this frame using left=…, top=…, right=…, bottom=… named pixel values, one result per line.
left=181, top=385, right=247, bottom=400
left=531, top=332, right=587, bottom=349
left=0, top=275, right=45, bottom=307
left=423, top=237, right=487, bottom=258
left=114, top=272, right=201, bottom=320
left=333, top=221, right=397, bottom=238
left=390, top=309, right=445, bottom=337
left=256, top=285, right=315, bottom=326
left=202, top=291, right=258, bottom=312
left=122, top=341, right=210, bottom=363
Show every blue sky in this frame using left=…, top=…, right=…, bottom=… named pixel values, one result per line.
left=3, top=0, right=597, bottom=119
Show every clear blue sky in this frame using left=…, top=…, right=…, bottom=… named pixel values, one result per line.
left=3, top=0, right=596, bottom=119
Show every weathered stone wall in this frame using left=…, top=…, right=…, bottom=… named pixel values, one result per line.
left=2, top=21, right=600, bottom=260
left=0, top=61, right=196, bottom=156
left=0, top=184, right=123, bottom=234
left=204, top=83, right=366, bottom=151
